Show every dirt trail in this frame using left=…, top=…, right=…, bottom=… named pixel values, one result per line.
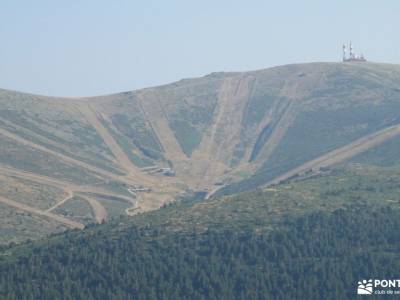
left=0, top=127, right=138, bottom=185
left=0, top=164, right=138, bottom=225
left=0, top=103, right=181, bottom=222
left=205, top=124, right=400, bottom=198
left=0, top=104, right=173, bottom=192
left=265, top=124, right=400, bottom=186
left=0, top=164, right=75, bottom=189
left=73, top=101, right=181, bottom=189
left=0, top=164, right=135, bottom=204
left=245, top=70, right=327, bottom=173
left=73, top=188, right=135, bottom=204
left=0, top=118, right=71, bottom=150
left=0, top=195, right=84, bottom=229
left=46, top=190, right=74, bottom=212
left=190, top=76, right=253, bottom=187
left=75, top=103, right=143, bottom=177
left=241, top=92, right=285, bottom=165
left=250, top=81, right=298, bottom=169
left=137, top=90, right=188, bottom=165
left=79, top=195, right=107, bottom=223
left=204, top=185, right=225, bottom=200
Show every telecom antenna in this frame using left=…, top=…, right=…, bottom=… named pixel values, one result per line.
left=342, top=44, right=347, bottom=62
left=349, top=41, right=354, bottom=59
left=341, top=42, right=367, bottom=62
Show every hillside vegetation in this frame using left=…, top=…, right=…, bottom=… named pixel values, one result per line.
left=1, top=62, right=400, bottom=242
left=1, top=165, right=400, bottom=299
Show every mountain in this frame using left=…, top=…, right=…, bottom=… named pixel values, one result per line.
left=2, top=61, right=400, bottom=299
left=1, top=61, right=400, bottom=243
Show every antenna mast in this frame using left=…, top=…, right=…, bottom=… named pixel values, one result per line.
left=342, top=44, right=347, bottom=62
left=349, top=41, right=353, bottom=59
left=341, top=42, right=366, bottom=62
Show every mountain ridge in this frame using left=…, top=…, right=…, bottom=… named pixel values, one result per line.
left=3, top=61, right=399, bottom=99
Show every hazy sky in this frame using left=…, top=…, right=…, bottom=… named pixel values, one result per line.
left=0, top=0, right=399, bottom=97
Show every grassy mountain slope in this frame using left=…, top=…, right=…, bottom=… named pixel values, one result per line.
left=92, top=62, right=400, bottom=193
left=2, top=62, right=400, bottom=243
